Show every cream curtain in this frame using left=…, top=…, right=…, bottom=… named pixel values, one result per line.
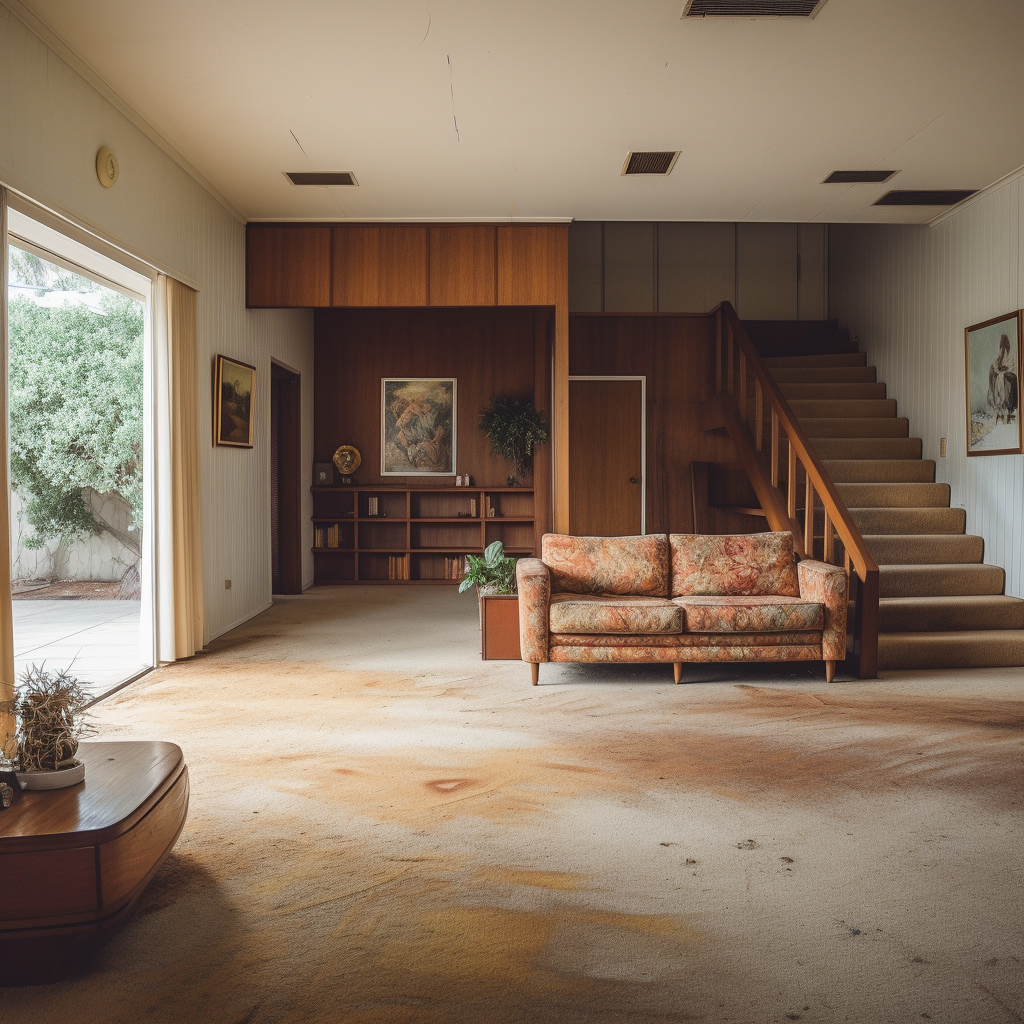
left=0, top=188, right=15, bottom=755
left=155, top=275, right=205, bottom=661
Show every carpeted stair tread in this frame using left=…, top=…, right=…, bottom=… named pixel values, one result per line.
left=770, top=366, right=878, bottom=384
left=878, top=595, right=1024, bottom=632
left=810, top=437, right=923, bottom=460
left=779, top=382, right=887, bottom=400
left=836, top=482, right=950, bottom=508
left=763, top=352, right=868, bottom=368
left=802, top=417, right=909, bottom=437
left=866, top=534, right=985, bottom=565
left=878, top=563, right=1005, bottom=598
left=823, top=459, right=935, bottom=482
left=878, top=629, right=1024, bottom=669
left=846, top=506, right=967, bottom=535
left=790, top=398, right=897, bottom=419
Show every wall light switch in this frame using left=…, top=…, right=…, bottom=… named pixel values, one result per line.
left=939, top=437, right=947, bottom=458
left=225, top=579, right=232, bottom=590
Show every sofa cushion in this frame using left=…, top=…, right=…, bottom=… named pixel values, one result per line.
left=548, top=593, right=682, bottom=634
left=670, top=532, right=800, bottom=597
left=542, top=534, right=669, bottom=597
left=674, top=595, right=823, bottom=633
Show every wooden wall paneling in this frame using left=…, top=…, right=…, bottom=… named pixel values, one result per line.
left=331, top=226, right=428, bottom=306
left=658, top=222, right=736, bottom=313
left=246, top=225, right=331, bottom=307
left=533, top=307, right=553, bottom=548
left=495, top=224, right=568, bottom=533
left=428, top=225, right=496, bottom=305
left=568, top=221, right=604, bottom=312
left=603, top=222, right=656, bottom=312
left=314, top=307, right=540, bottom=489
left=736, top=223, right=799, bottom=319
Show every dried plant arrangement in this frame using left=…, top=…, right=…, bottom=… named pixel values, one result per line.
left=15, top=665, right=90, bottom=778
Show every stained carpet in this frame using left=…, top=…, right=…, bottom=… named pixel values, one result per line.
left=3, top=585, right=1022, bottom=1023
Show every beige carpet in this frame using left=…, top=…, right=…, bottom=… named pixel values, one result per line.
left=3, top=585, right=1022, bottom=1023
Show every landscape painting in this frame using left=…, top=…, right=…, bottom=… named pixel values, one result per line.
left=965, top=311, right=1022, bottom=456
left=215, top=355, right=256, bottom=448
left=381, top=378, right=456, bottom=475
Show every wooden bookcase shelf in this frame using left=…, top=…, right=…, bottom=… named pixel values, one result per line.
left=311, top=486, right=536, bottom=584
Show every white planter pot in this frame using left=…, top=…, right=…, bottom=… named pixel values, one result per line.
left=16, top=760, right=86, bottom=790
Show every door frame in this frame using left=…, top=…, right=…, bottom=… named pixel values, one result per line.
left=568, top=375, right=647, bottom=535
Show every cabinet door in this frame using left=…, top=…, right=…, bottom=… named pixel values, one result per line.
left=332, top=226, right=428, bottom=306
left=429, top=225, right=496, bottom=305
left=497, top=225, right=568, bottom=306
left=246, top=225, right=331, bottom=307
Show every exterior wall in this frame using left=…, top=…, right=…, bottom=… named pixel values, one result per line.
left=829, top=175, right=1024, bottom=599
left=0, top=8, right=315, bottom=640
left=569, top=221, right=828, bottom=319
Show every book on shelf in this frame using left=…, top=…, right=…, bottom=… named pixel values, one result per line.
left=315, top=527, right=324, bottom=549
left=388, top=554, right=410, bottom=580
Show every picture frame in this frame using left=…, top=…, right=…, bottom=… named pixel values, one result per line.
left=964, top=310, right=1022, bottom=456
left=214, top=355, right=256, bottom=448
left=381, top=378, right=456, bottom=476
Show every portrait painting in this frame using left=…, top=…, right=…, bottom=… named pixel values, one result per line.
left=215, top=355, right=256, bottom=448
left=965, top=311, right=1022, bottom=456
left=381, top=378, right=456, bottom=475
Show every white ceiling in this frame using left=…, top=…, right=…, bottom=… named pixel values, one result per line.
left=14, top=0, right=1024, bottom=223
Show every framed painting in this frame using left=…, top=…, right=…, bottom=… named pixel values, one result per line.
left=215, top=355, right=256, bottom=448
left=381, top=378, right=456, bottom=476
left=965, top=310, right=1022, bottom=456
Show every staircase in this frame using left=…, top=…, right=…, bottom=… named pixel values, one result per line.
left=762, top=349, right=1024, bottom=670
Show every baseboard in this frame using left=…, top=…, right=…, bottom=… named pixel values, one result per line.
left=206, top=600, right=274, bottom=643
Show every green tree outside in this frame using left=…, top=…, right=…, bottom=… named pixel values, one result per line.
left=7, top=247, right=144, bottom=557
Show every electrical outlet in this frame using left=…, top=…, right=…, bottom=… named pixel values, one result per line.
left=939, top=437, right=947, bottom=458
left=224, top=579, right=232, bottom=590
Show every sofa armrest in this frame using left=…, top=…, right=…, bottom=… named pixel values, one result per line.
left=516, top=558, right=551, bottom=663
left=798, top=560, right=848, bottom=661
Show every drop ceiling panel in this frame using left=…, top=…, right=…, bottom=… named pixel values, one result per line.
left=12, top=0, right=1024, bottom=223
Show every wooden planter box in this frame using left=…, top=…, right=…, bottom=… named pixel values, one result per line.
left=480, top=594, right=522, bottom=660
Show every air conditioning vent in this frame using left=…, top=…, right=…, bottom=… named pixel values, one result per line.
left=874, top=189, right=976, bottom=207
left=823, top=170, right=898, bottom=184
left=622, top=151, right=680, bottom=175
left=285, top=171, right=358, bottom=186
left=682, top=0, right=829, bottom=17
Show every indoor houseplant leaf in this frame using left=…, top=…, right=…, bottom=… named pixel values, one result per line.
left=478, top=397, right=549, bottom=483
left=459, top=540, right=517, bottom=595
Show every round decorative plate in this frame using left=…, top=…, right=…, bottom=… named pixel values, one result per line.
left=333, top=445, right=362, bottom=476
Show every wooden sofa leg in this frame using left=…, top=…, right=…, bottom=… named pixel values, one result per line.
left=825, top=660, right=836, bottom=683
left=530, top=663, right=539, bottom=685
left=673, top=663, right=683, bottom=684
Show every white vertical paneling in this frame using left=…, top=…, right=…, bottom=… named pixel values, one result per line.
left=0, top=10, right=314, bottom=642
left=830, top=172, right=1024, bottom=599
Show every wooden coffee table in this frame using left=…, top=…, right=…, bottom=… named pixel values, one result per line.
left=0, top=740, right=189, bottom=984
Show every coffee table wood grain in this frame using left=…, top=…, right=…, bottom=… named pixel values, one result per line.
left=0, top=740, right=189, bottom=984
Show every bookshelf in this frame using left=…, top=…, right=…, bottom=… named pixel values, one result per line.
left=311, top=486, right=536, bottom=584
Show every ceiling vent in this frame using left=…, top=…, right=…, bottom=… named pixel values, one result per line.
left=874, top=189, right=976, bottom=206
left=285, top=171, right=358, bottom=186
left=823, top=170, right=898, bottom=184
left=682, top=0, right=829, bottom=17
left=622, top=151, right=680, bottom=175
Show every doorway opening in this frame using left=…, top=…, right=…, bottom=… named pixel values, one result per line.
left=6, top=209, right=155, bottom=701
left=568, top=376, right=646, bottom=537
left=271, top=362, right=302, bottom=594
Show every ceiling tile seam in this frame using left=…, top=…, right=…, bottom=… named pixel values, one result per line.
left=0, top=0, right=246, bottom=225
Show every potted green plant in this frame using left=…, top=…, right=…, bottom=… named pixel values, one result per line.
left=13, top=665, right=90, bottom=790
left=459, top=540, right=517, bottom=596
left=479, top=397, right=549, bottom=486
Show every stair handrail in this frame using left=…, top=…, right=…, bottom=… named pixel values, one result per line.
left=711, top=301, right=879, bottom=678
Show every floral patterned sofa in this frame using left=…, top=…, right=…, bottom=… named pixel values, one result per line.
left=516, top=532, right=847, bottom=685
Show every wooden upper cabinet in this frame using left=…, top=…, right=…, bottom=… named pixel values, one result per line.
left=332, top=226, right=428, bottom=306
left=428, top=225, right=496, bottom=305
left=246, top=225, right=331, bottom=307
left=497, top=224, right=568, bottom=306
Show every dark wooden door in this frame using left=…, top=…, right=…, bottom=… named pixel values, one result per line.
left=271, top=363, right=303, bottom=594
left=568, top=379, right=643, bottom=536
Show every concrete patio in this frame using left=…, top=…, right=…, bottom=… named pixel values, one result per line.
left=12, top=600, right=149, bottom=700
